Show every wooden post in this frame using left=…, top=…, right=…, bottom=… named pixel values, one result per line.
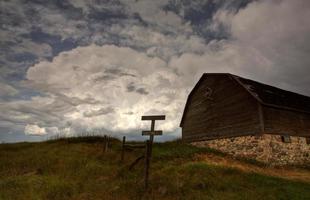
left=103, top=135, right=106, bottom=152
left=121, top=136, right=126, bottom=162
left=149, top=120, right=155, bottom=157
left=141, top=115, right=165, bottom=190
left=105, top=136, right=109, bottom=153
left=103, top=135, right=109, bottom=153
left=150, top=120, right=155, bottom=143
left=144, top=140, right=151, bottom=190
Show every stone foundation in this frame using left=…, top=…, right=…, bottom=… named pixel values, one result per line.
left=192, top=134, right=310, bottom=166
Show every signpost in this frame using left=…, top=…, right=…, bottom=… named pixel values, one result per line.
left=141, top=115, right=165, bottom=189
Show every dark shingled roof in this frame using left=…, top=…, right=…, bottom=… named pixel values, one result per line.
left=232, top=74, right=310, bottom=113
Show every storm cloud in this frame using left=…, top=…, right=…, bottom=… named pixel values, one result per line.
left=1, top=0, right=310, bottom=142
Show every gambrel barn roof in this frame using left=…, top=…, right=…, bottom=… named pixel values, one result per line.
left=180, top=73, right=310, bottom=127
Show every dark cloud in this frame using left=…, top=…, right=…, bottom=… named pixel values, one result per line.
left=92, top=69, right=137, bottom=83
left=93, top=74, right=116, bottom=82
left=1, top=0, right=310, bottom=143
left=83, top=107, right=115, bottom=117
left=164, top=0, right=253, bottom=23
left=136, top=88, right=149, bottom=95
left=24, top=29, right=78, bottom=57
left=126, top=82, right=136, bottom=92
left=54, top=94, right=102, bottom=106
left=105, top=68, right=136, bottom=77
left=54, top=1, right=84, bottom=20
left=163, top=0, right=254, bottom=40
left=126, top=82, right=148, bottom=95
left=6, top=52, right=37, bottom=62
left=88, top=7, right=127, bottom=21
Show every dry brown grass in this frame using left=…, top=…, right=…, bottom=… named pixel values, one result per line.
left=195, top=153, right=310, bottom=183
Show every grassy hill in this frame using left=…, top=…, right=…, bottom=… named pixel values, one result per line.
left=0, top=136, right=309, bottom=200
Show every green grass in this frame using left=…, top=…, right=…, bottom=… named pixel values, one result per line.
left=0, top=136, right=309, bottom=200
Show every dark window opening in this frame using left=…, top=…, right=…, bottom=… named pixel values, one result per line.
left=306, top=137, right=310, bottom=145
left=281, top=135, right=291, bottom=143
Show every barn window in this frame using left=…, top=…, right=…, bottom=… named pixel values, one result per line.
left=306, top=137, right=310, bottom=145
left=281, top=135, right=291, bottom=143
left=204, top=87, right=213, bottom=100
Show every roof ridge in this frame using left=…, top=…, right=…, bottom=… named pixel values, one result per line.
left=229, top=74, right=264, bottom=104
left=232, top=74, right=310, bottom=99
left=231, top=75, right=310, bottom=114
left=205, top=73, right=310, bottom=114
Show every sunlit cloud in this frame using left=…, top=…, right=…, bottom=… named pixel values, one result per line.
left=1, top=0, right=310, bottom=142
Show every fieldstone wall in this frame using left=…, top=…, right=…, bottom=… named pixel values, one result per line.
left=192, top=134, right=310, bottom=166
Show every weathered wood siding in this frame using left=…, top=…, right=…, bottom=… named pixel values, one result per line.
left=182, top=75, right=261, bottom=141
left=263, top=106, right=310, bottom=137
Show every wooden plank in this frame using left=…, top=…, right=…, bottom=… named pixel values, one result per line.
left=183, top=125, right=261, bottom=139
left=129, top=155, right=144, bottom=170
left=142, top=130, right=163, bottom=136
left=263, top=106, right=310, bottom=137
left=141, top=115, right=166, bottom=120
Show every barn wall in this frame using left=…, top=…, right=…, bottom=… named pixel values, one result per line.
left=182, top=75, right=261, bottom=141
left=192, top=134, right=310, bottom=166
left=263, top=106, right=310, bottom=137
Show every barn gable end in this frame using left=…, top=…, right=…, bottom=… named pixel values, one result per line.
left=181, top=73, right=261, bottom=142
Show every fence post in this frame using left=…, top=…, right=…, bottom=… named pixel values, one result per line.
left=103, top=135, right=107, bottom=153
left=144, top=140, right=151, bottom=190
left=105, top=136, right=109, bottom=153
left=121, top=136, right=126, bottom=162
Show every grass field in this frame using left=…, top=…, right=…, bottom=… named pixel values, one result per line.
left=0, top=136, right=309, bottom=200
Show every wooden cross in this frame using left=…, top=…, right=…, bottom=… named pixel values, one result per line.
left=141, top=115, right=165, bottom=143
left=141, top=115, right=165, bottom=190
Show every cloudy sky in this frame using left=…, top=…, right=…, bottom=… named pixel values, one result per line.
left=1, top=0, right=310, bottom=143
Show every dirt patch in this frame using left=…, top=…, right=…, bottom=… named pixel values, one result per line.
left=196, top=153, right=310, bottom=183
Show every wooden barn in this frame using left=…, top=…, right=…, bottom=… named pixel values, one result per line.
left=181, top=73, right=310, bottom=141
left=180, top=73, right=310, bottom=165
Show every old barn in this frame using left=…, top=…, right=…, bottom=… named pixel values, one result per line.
left=180, top=73, right=310, bottom=165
